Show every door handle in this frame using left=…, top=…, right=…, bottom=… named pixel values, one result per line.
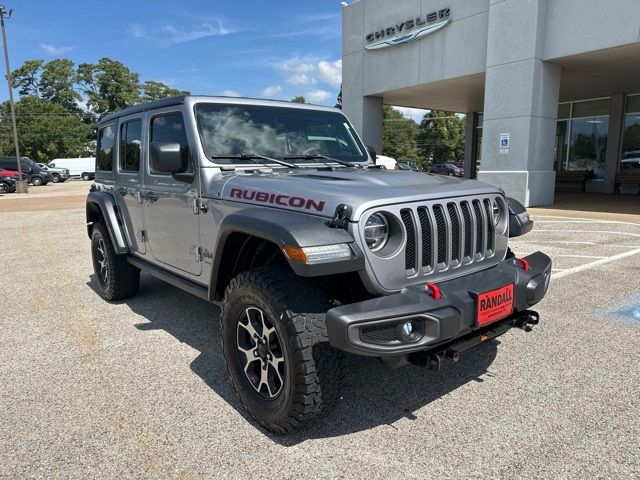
left=143, top=191, right=159, bottom=203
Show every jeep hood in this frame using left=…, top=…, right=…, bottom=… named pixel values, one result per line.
left=210, top=168, right=501, bottom=220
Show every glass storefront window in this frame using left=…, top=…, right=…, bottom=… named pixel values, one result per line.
left=620, top=95, right=640, bottom=173
left=567, top=116, right=608, bottom=177
left=555, top=98, right=610, bottom=176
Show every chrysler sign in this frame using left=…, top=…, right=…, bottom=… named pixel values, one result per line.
left=365, top=8, right=451, bottom=50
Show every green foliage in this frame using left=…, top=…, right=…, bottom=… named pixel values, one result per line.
left=141, top=80, right=189, bottom=102
left=0, top=97, right=93, bottom=162
left=4, top=57, right=192, bottom=161
left=291, top=96, right=306, bottom=104
left=416, top=110, right=466, bottom=165
left=382, top=106, right=421, bottom=163
left=77, top=58, right=141, bottom=116
left=11, top=59, right=44, bottom=96
left=335, top=85, right=342, bottom=109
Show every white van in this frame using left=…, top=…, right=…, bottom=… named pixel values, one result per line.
left=375, top=155, right=398, bottom=170
left=49, top=158, right=95, bottom=180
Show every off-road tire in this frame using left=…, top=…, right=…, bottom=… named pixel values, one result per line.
left=91, top=221, right=139, bottom=301
left=31, top=176, right=43, bottom=186
left=220, top=266, right=344, bottom=434
left=51, top=174, right=61, bottom=183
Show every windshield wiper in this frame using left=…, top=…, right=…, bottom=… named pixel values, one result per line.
left=210, top=153, right=298, bottom=169
left=283, top=154, right=357, bottom=168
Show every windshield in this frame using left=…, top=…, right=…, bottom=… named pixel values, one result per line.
left=195, top=103, right=368, bottom=164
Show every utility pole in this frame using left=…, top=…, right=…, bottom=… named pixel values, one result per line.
left=0, top=5, right=26, bottom=193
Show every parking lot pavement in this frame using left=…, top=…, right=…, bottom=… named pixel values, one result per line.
left=1, top=208, right=638, bottom=479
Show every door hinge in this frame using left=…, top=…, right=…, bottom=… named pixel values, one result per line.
left=192, top=198, right=200, bottom=214
left=137, top=230, right=147, bottom=243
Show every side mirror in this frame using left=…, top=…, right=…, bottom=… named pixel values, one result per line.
left=366, top=144, right=377, bottom=161
left=149, top=142, right=184, bottom=174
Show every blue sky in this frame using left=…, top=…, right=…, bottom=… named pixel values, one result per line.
left=1, top=0, right=346, bottom=106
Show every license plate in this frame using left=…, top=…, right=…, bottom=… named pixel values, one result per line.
left=477, top=284, right=514, bottom=326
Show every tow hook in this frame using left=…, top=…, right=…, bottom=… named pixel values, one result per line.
left=513, top=310, right=540, bottom=332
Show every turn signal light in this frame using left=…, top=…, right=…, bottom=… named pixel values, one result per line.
left=284, top=243, right=353, bottom=264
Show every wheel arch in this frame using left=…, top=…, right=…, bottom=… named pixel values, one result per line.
left=86, top=191, right=129, bottom=254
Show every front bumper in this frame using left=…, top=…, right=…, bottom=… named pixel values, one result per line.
left=326, top=252, right=551, bottom=356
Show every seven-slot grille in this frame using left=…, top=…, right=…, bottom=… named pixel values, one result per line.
left=398, top=197, right=498, bottom=275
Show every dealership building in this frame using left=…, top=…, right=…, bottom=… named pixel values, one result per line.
left=341, top=0, right=640, bottom=206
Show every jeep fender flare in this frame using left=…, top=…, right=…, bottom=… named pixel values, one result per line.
left=86, top=191, right=129, bottom=254
left=507, top=197, right=534, bottom=237
left=208, top=207, right=365, bottom=301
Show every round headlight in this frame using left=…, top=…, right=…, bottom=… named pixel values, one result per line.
left=492, top=198, right=502, bottom=226
left=364, top=213, right=389, bottom=251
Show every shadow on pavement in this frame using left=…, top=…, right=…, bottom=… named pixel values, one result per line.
left=89, top=273, right=498, bottom=445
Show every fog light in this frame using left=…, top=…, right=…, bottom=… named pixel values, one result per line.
left=398, top=319, right=423, bottom=343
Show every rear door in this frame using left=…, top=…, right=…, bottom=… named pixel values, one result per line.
left=114, top=115, right=146, bottom=254
left=142, top=108, right=201, bottom=276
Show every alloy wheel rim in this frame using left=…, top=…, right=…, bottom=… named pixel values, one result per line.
left=236, top=306, right=285, bottom=399
left=96, top=238, right=108, bottom=285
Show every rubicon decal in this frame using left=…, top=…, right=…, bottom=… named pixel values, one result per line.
left=229, top=188, right=326, bottom=212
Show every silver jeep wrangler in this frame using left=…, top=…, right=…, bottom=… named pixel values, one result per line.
left=86, top=96, right=551, bottom=434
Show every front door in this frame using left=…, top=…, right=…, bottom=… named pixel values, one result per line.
left=142, top=109, right=201, bottom=276
left=114, top=115, right=146, bottom=254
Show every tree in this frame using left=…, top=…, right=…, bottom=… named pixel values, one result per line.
left=335, top=84, right=342, bottom=109
left=77, top=58, right=140, bottom=116
left=141, top=80, right=189, bottom=102
left=0, top=97, right=93, bottom=162
left=382, top=106, right=421, bottom=163
left=11, top=60, right=44, bottom=97
left=291, top=96, right=306, bottom=104
left=40, top=59, right=81, bottom=111
left=416, top=110, right=465, bottom=165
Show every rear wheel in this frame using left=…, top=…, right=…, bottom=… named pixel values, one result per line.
left=221, top=266, right=344, bottom=434
left=91, top=221, right=139, bottom=301
left=82, top=173, right=91, bottom=181
left=31, top=176, right=43, bottom=186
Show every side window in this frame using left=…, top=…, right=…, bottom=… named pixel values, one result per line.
left=97, top=124, right=115, bottom=171
left=150, top=113, right=191, bottom=174
left=119, top=119, right=142, bottom=172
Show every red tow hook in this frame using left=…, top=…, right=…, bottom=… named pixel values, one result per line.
left=516, top=257, right=530, bottom=271
left=426, top=282, right=442, bottom=300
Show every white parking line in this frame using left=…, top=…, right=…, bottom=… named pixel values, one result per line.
left=556, top=254, right=607, bottom=259
left=552, top=247, right=640, bottom=280
left=534, top=229, right=640, bottom=238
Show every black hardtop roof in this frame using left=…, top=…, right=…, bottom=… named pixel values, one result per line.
left=99, top=96, right=187, bottom=124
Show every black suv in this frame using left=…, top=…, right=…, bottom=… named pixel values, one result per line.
left=0, top=157, right=52, bottom=186
left=430, top=162, right=463, bottom=177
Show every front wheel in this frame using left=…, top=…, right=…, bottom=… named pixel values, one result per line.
left=51, top=174, right=61, bottom=183
left=220, top=266, right=344, bottom=434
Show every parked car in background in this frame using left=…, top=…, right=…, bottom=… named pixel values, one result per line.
left=375, top=154, right=398, bottom=170
left=0, top=157, right=52, bottom=185
left=0, top=168, right=21, bottom=180
left=430, top=162, right=464, bottom=177
left=0, top=176, right=16, bottom=193
left=36, top=163, right=70, bottom=183
left=396, top=161, right=422, bottom=172
left=49, top=157, right=95, bottom=180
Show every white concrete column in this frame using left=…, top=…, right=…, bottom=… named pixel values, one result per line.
left=477, top=0, right=561, bottom=207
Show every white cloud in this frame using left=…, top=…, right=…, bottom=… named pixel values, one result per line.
left=317, top=60, right=342, bottom=87
left=261, top=85, right=282, bottom=97
left=287, top=74, right=316, bottom=86
left=220, top=90, right=241, bottom=97
left=307, top=90, right=332, bottom=104
left=392, top=106, right=428, bottom=123
left=278, top=57, right=342, bottom=87
left=39, top=44, right=75, bottom=56
left=128, top=19, right=233, bottom=46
